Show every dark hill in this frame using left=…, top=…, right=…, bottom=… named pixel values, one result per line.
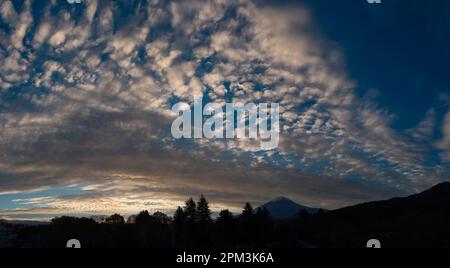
left=305, top=182, right=450, bottom=248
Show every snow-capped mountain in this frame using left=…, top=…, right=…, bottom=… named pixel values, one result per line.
left=257, top=197, right=321, bottom=220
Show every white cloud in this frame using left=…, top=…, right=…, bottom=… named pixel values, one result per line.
left=11, top=5, right=33, bottom=49
left=33, top=22, right=52, bottom=47
left=85, top=0, right=98, bottom=23
left=49, top=30, right=68, bottom=46
left=0, top=0, right=18, bottom=25
left=437, top=111, right=450, bottom=160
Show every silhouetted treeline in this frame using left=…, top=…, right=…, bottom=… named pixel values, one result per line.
left=11, top=196, right=289, bottom=248
left=8, top=183, right=450, bottom=248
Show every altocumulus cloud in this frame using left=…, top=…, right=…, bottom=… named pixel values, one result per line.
left=0, top=0, right=448, bottom=218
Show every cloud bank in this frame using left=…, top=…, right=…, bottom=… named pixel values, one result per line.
left=0, top=0, right=448, bottom=218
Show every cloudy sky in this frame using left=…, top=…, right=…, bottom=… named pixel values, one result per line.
left=0, top=0, right=449, bottom=221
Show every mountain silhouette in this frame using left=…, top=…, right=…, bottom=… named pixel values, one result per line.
left=308, top=182, right=450, bottom=247
left=257, top=197, right=320, bottom=219
left=329, top=182, right=450, bottom=218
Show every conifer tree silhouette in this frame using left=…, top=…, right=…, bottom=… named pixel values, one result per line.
left=184, top=198, right=197, bottom=224
left=174, top=206, right=185, bottom=225
left=196, top=195, right=212, bottom=224
left=241, top=202, right=254, bottom=219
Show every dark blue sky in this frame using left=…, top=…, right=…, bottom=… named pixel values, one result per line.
left=296, top=0, right=450, bottom=130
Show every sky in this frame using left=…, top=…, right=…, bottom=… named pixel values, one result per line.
left=0, top=0, right=449, bottom=221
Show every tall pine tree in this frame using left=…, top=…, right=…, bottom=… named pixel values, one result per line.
left=174, top=206, right=185, bottom=225
left=196, top=195, right=212, bottom=224
left=184, top=198, right=197, bottom=224
left=241, top=202, right=254, bottom=219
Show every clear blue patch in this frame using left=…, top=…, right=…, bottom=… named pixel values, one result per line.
left=0, top=183, right=95, bottom=211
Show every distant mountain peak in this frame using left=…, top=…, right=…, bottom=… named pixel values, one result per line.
left=257, top=196, right=321, bottom=219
